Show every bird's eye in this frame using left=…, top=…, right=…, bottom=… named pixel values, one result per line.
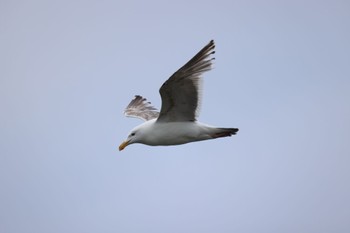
left=131, top=133, right=135, bottom=136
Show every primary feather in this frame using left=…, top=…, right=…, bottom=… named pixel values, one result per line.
left=157, top=40, right=215, bottom=122
left=123, top=95, right=159, bottom=121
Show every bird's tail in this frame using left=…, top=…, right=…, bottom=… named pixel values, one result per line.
left=211, top=128, right=239, bottom=138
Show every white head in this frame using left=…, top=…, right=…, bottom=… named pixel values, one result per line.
left=119, top=120, right=154, bottom=151
left=119, top=127, right=142, bottom=151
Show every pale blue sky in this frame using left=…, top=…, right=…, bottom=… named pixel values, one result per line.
left=1, top=0, right=350, bottom=232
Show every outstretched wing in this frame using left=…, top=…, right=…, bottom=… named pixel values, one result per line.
left=123, top=95, right=159, bottom=121
left=157, top=40, right=215, bottom=122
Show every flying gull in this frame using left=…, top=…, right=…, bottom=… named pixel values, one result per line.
left=119, top=40, right=239, bottom=151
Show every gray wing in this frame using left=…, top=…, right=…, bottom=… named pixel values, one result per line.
left=157, top=40, right=215, bottom=122
left=124, top=95, right=159, bottom=121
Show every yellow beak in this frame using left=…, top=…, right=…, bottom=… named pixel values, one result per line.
left=119, top=140, right=130, bottom=151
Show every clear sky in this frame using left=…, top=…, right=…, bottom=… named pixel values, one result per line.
left=1, top=0, right=350, bottom=232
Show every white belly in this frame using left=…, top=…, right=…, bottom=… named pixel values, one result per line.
left=142, top=121, right=212, bottom=146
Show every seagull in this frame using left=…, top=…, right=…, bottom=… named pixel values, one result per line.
left=119, top=40, right=239, bottom=151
